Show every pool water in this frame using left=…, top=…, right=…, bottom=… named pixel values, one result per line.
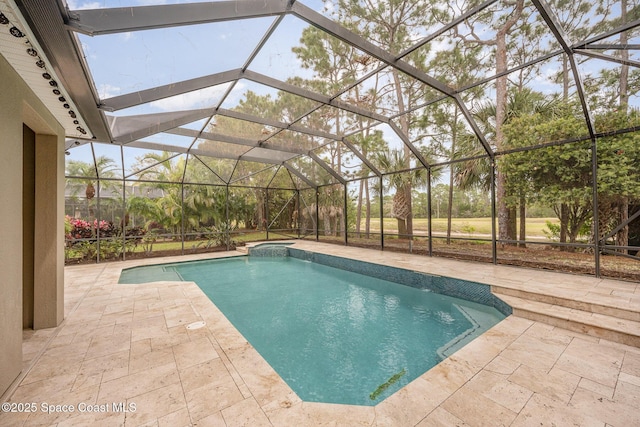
left=120, top=256, right=506, bottom=406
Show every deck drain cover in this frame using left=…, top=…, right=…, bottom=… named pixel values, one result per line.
left=186, top=321, right=206, bottom=330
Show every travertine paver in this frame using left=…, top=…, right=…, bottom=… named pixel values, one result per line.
left=1, top=242, right=639, bottom=426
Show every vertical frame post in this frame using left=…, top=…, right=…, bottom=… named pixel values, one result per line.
left=427, top=168, right=433, bottom=257
left=180, top=183, right=185, bottom=255
left=491, top=161, right=497, bottom=264
left=380, top=175, right=384, bottom=251
left=315, top=189, right=320, bottom=242
left=344, top=183, right=348, bottom=246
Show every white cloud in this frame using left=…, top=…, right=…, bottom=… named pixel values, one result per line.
left=150, top=85, right=230, bottom=111
left=137, top=0, right=169, bottom=5
left=66, top=1, right=102, bottom=10
left=97, top=83, right=122, bottom=100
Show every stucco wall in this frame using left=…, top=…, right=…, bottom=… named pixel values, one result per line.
left=0, top=53, right=65, bottom=397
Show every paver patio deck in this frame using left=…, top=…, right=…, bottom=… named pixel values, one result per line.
left=1, top=241, right=639, bottom=426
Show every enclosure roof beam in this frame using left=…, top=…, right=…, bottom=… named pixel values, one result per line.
left=124, top=139, right=189, bottom=154
left=190, top=153, right=231, bottom=184
left=574, top=49, right=640, bottom=69
left=396, top=0, right=499, bottom=60
left=109, top=108, right=213, bottom=143
left=243, top=70, right=389, bottom=124
left=307, top=152, right=346, bottom=185
left=283, top=164, right=317, bottom=189
left=341, top=138, right=381, bottom=177
left=99, top=69, right=243, bottom=112
left=238, top=154, right=287, bottom=165
left=215, top=108, right=342, bottom=141
left=573, top=18, right=640, bottom=49
left=453, top=95, right=495, bottom=159
left=455, top=50, right=563, bottom=95
left=190, top=148, right=241, bottom=162
left=166, top=127, right=308, bottom=155
left=580, top=44, right=640, bottom=50
left=99, top=67, right=388, bottom=127
left=65, top=0, right=290, bottom=36
left=123, top=151, right=183, bottom=179
left=229, top=164, right=278, bottom=184
left=388, top=121, right=432, bottom=169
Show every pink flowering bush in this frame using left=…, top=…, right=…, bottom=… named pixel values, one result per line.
left=65, top=216, right=117, bottom=240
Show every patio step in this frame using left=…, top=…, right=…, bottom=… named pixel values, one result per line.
left=492, top=286, right=640, bottom=323
left=496, top=294, right=640, bottom=347
left=235, top=246, right=249, bottom=254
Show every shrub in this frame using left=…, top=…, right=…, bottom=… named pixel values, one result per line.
left=66, top=216, right=117, bottom=240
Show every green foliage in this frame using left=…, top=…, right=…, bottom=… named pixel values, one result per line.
left=460, top=223, right=476, bottom=236
left=141, top=229, right=159, bottom=254
left=194, top=222, right=239, bottom=249
left=542, top=220, right=589, bottom=242
left=502, top=102, right=640, bottom=243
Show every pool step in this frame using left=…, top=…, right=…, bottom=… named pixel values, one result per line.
left=236, top=246, right=249, bottom=254
left=496, top=294, right=640, bottom=347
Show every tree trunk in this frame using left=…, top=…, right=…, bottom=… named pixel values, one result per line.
left=495, top=2, right=523, bottom=245
left=404, top=185, right=412, bottom=239
left=560, top=203, right=568, bottom=248
left=323, top=208, right=331, bottom=236
left=397, top=218, right=407, bottom=236
left=496, top=34, right=511, bottom=244
left=508, top=206, right=517, bottom=243
left=392, top=189, right=410, bottom=237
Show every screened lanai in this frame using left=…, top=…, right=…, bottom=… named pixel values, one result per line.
left=2, top=0, right=639, bottom=279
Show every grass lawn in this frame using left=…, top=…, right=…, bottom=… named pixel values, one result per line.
left=365, top=217, right=558, bottom=238
left=130, top=218, right=559, bottom=254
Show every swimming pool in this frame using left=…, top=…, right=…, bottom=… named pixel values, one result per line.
left=120, top=248, right=509, bottom=406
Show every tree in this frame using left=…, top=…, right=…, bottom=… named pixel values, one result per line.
left=503, top=105, right=640, bottom=248
left=503, top=108, right=591, bottom=245
left=376, top=149, right=427, bottom=236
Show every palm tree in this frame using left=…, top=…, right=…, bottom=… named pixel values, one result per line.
left=376, top=149, right=428, bottom=237
left=65, top=155, right=118, bottom=232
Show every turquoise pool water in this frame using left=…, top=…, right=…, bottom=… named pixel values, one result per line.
left=120, top=255, right=506, bottom=406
